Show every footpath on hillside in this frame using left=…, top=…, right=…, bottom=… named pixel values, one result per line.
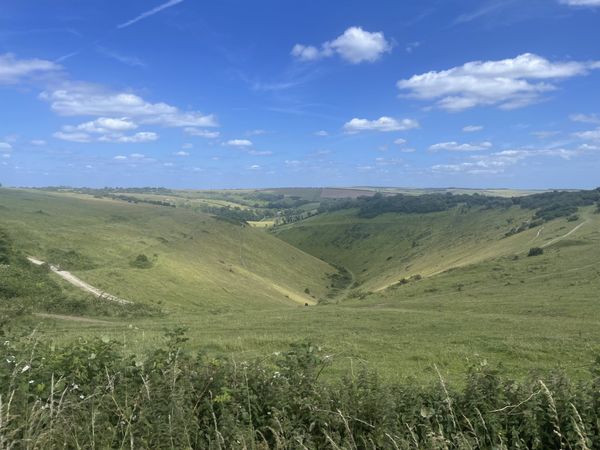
left=27, top=256, right=132, bottom=305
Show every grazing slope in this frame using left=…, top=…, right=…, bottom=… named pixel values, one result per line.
left=1, top=188, right=599, bottom=382
left=0, top=189, right=334, bottom=311
left=274, top=204, right=597, bottom=293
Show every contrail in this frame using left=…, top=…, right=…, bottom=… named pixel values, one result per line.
left=118, top=0, right=184, bottom=29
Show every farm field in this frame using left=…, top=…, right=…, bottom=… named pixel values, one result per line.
left=1, top=187, right=600, bottom=383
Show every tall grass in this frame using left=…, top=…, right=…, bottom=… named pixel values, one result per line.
left=1, top=329, right=598, bottom=449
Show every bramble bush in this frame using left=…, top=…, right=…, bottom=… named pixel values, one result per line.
left=1, top=328, right=599, bottom=449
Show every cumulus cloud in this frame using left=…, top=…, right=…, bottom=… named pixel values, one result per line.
left=560, top=0, right=600, bottom=6
left=463, top=125, right=483, bottom=132
left=248, top=150, right=273, bottom=156
left=99, top=132, right=158, bottom=143
left=114, top=155, right=127, bottom=160
left=174, top=150, right=189, bottom=156
left=344, top=116, right=419, bottom=133
left=0, top=53, right=60, bottom=84
left=226, top=139, right=253, bottom=147
left=432, top=147, right=580, bottom=175
left=30, top=139, right=47, bottom=146
left=0, top=142, right=12, bottom=151
left=570, top=113, right=600, bottom=124
left=40, top=84, right=217, bottom=128
left=292, top=27, right=391, bottom=64
left=394, top=138, right=407, bottom=145
left=397, top=53, right=600, bottom=111
left=573, top=128, right=600, bottom=141
left=54, top=127, right=158, bottom=144
left=315, top=130, right=329, bottom=136
left=53, top=117, right=157, bottom=144
left=66, top=117, right=138, bottom=134
left=429, top=141, right=492, bottom=152
left=184, top=127, right=220, bottom=138
left=52, top=131, right=91, bottom=143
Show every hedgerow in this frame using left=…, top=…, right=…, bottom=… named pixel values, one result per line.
left=1, top=330, right=598, bottom=449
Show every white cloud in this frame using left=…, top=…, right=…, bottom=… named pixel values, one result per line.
left=66, top=117, right=138, bottom=134
left=531, top=131, right=559, bottom=139
left=462, top=125, right=483, bottom=132
left=226, top=139, right=253, bottom=147
left=99, top=132, right=158, bottom=143
left=432, top=147, right=580, bottom=175
left=429, top=141, right=492, bottom=152
left=406, top=42, right=420, bottom=54
left=40, top=84, right=217, bottom=128
left=30, top=139, right=46, bottom=146
left=247, top=129, right=267, bottom=136
left=0, top=53, right=60, bottom=84
left=175, top=150, right=189, bottom=156
left=0, top=142, right=12, bottom=151
left=573, top=127, right=600, bottom=141
left=114, top=155, right=127, bottom=160
left=130, top=153, right=145, bottom=159
left=560, top=0, right=600, bottom=6
left=53, top=131, right=91, bottom=143
left=184, top=127, right=220, bottom=138
left=292, top=27, right=391, bottom=64
left=397, top=53, right=600, bottom=111
left=1, top=154, right=10, bottom=159
left=291, top=45, right=322, bottom=62
left=393, top=138, right=407, bottom=145
left=249, top=164, right=261, bottom=170
left=118, top=0, right=184, bottom=29
left=182, top=143, right=193, bottom=149
left=570, top=113, right=600, bottom=124
left=315, top=130, right=329, bottom=136
left=248, top=150, right=273, bottom=156
left=344, top=116, right=419, bottom=133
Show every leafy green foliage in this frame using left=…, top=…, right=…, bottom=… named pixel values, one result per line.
left=528, top=247, right=544, bottom=257
left=47, top=248, right=96, bottom=271
left=1, top=333, right=599, bottom=448
left=130, top=253, right=153, bottom=269
left=0, top=228, right=160, bottom=324
left=318, top=188, right=600, bottom=223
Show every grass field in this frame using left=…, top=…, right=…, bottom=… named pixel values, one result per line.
left=1, top=187, right=599, bottom=383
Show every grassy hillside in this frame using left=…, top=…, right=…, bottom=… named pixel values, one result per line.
left=1, top=187, right=599, bottom=384
left=0, top=189, right=334, bottom=312
left=274, top=202, right=598, bottom=294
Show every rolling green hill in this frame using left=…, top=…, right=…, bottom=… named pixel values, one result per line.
left=1, top=187, right=600, bottom=383
left=0, top=189, right=334, bottom=312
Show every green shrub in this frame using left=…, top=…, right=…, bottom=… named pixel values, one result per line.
left=130, top=253, right=153, bottom=269
left=528, top=247, right=544, bottom=257
left=1, top=332, right=600, bottom=449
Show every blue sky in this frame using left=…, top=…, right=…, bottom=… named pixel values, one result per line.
left=1, top=0, right=600, bottom=189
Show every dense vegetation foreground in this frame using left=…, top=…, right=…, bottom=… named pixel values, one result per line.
left=2, top=330, right=600, bottom=449
left=1, top=187, right=600, bottom=448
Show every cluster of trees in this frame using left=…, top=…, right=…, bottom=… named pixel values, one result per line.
left=105, top=194, right=176, bottom=208
left=1, top=330, right=600, bottom=448
left=318, top=192, right=513, bottom=218
left=41, top=186, right=174, bottom=196
left=318, top=189, right=600, bottom=223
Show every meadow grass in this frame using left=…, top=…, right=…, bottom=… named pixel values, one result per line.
left=1, top=188, right=599, bottom=384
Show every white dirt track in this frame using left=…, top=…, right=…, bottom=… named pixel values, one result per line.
left=27, top=257, right=131, bottom=305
